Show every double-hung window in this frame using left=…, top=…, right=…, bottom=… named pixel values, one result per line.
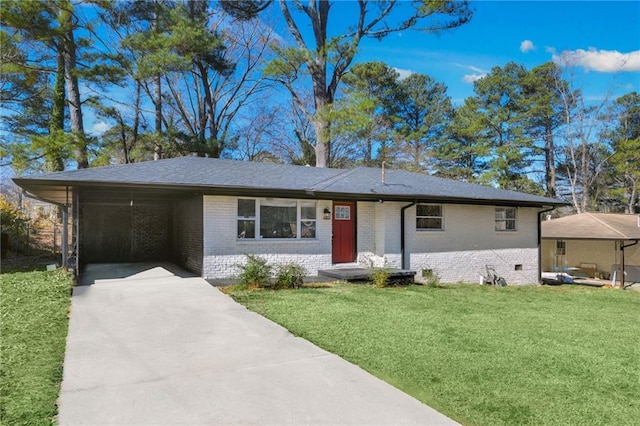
left=237, top=199, right=257, bottom=239
left=416, top=204, right=443, bottom=230
left=495, top=207, right=517, bottom=231
left=237, top=199, right=316, bottom=239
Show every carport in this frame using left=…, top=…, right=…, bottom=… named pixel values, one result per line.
left=541, top=213, right=640, bottom=287
left=10, top=177, right=204, bottom=276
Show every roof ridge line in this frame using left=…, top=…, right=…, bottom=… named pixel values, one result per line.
left=308, top=167, right=362, bottom=191
left=587, top=212, right=628, bottom=238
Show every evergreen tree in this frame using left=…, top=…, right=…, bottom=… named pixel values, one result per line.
left=520, top=62, right=570, bottom=198
left=392, top=73, right=452, bottom=173
left=468, top=62, right=541, bottom=193
left=604, top=92, right=640, bottom=212
left=228, top=0, right=472, bottom=167
left=333, top=62, right=399, bottom=166
left=435, top=99, right=489, bottom=181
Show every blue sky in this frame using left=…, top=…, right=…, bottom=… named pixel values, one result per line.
left=350, top=1, right=640, bottom=105
left=80, top=1, right=640, bottom=136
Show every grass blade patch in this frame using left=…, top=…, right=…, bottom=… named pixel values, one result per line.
left=1, top=270, right=72, bottom=424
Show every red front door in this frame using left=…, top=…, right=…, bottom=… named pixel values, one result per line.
left=332, top=202, right=355, bottom=263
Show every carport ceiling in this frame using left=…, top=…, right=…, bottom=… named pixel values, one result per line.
left=14, top=181, right=201, bottom=205
left=79, top=187, right=197, bottom=204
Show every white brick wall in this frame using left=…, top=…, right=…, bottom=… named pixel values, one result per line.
left=404, top=204, right=539, bottom=284
left=201, top=195, right=542, bottom=284
left=356, top=202, right=375, bottom=253
left=355, top=201, right=404, bottom=268
left=202, top=195, right=333, bottom=278
left=411, top=248, right=538, bottom=285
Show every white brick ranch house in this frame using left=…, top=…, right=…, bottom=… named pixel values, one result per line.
left=14, top=157, right=564, bottom=284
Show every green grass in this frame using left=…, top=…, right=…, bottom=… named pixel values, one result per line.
left=230, top=284, right=640, bottom=425
left=1, top=269, right=73, bottom=425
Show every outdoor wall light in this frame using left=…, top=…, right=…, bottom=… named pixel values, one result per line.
left=323, top=207, right=331, bottom=220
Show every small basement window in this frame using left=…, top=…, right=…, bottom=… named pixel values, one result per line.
left=416, top=204, right=443, bottom=230
left=495, top=207, right=517, bottom=231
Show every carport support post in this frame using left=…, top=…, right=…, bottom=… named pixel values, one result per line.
left=621, top=241, right=625, bottom=288
left=61, top=205, right=68, bottom=269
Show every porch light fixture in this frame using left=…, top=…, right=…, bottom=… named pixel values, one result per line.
left=323, top=207, right=331, bottom=220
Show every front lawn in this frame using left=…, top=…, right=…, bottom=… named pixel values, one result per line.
left=230, top=284, right=640, bottom=425
left=1, top=269, right=73, bottom=424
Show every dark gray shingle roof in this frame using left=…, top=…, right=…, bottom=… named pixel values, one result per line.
left=21, top=156, right=343, bottom=190
left=14, top=156, right=565, bottom=207
left=311, top=167, right=561, bottom=205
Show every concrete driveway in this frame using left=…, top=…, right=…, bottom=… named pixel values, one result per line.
left=58, top=263, right=458, bottom=425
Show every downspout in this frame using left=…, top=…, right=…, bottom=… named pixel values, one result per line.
left=400, top=201, right=416, bottom=270
left=538, top=206, right=556, bottom=283
left=620, top=239, right=639, bottom=289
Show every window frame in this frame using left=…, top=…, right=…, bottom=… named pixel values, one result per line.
left=416, top=204, right=444, bottom=231
left=236, top=198, right=317, bottom=240
left=334, top=205, right=351, bottom=220
left=495, top=207, right=517, bottom=232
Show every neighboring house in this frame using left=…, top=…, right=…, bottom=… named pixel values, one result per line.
left=14, top=157, right=564, bottom=284
left=541, top=213, right=640, bottom=283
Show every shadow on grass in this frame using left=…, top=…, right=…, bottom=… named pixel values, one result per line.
left=0, top=251, right=59, bottom=274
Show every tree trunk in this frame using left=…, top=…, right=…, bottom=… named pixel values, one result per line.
left=313, top=112, right=330, bottom=168
left=200, top=62, right=222, bottom=158
left=154, top=74, right=162, bottom=160
left=47, top=51, right=65, bottom=172
left=628, top=177, right=638, bottom=214
left=544, top=121, right=556, bottom=198
left=60, top=5, right=88, bottom=169
left=131, top=80, right=141, bottom=162
left=580, top=142, right=589, bottom=212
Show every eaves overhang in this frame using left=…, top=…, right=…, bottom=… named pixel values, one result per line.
left=14, top=177, right=568, bottom=209
left=310, top=190, right=567, bottom=208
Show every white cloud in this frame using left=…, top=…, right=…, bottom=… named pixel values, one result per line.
left=454, top=63, right=486, bottom=74
left=453, top=63, right=487, bottom=83
left=463, top=73, right=486, bottom=83
left=393, top=67, right=414, bottom=80
left=90, top=121, right=110, bottom=136
left=520, top=40, right=535, bottom=53
left=552, top=48, right=640, bottom=72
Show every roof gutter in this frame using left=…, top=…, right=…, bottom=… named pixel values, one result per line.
left=538, top=206, right=556, bottom=284
left=400, top=201, right=417, bottom=270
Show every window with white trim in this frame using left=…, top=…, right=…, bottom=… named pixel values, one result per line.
left=416, top=204, right=443, bottom=230
left=495, top=207, right=517, bottom=231
left=237, top=199, right=316, bottom=239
